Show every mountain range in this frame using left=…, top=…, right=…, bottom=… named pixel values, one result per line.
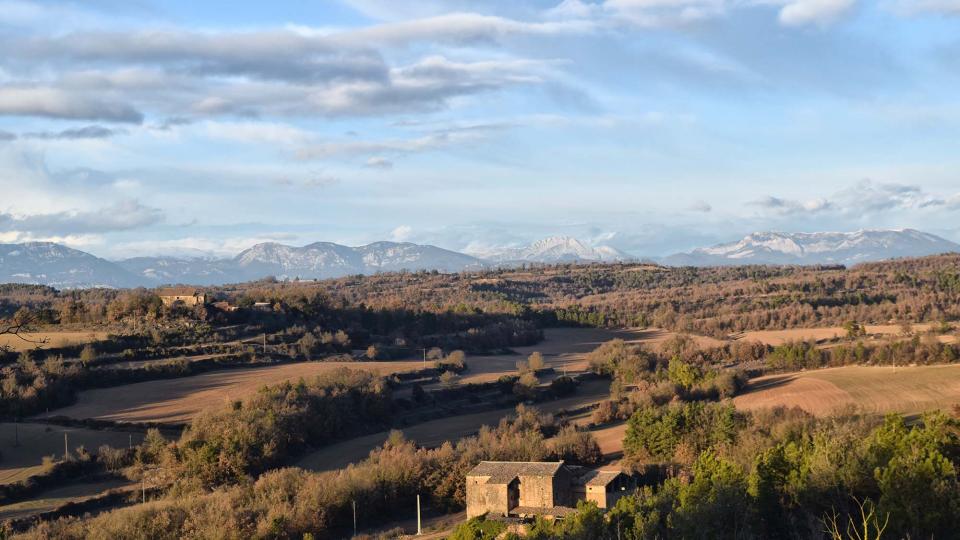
left=467, top=236, right=631, bottom=264
left=0, top=229, right=956, bottom=288
left=663, top=229, right=960, bottom=266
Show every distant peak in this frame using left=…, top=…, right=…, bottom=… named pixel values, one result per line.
left=668, top=229, right=959, bottom=267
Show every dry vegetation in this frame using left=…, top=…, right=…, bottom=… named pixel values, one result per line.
left=296, top=379, right=611, bottom=472
left=2, top=254, right=960, bottom=537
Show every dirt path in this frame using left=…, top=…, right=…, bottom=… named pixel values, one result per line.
left=734, top=323, right=954, bottom=346
left=734, top=364, right=960, bottom=416
left=0, top=423, right=144, bottom=485
left=451, top=327, right=724, bottom=385
left=296, top=379, right=611, bottom=472
left=0, top=479, right=132, bottom=521
left=37, top=360, right=425, bottom=424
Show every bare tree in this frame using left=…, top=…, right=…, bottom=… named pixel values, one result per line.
left=0, top=310, right=47, bottom=353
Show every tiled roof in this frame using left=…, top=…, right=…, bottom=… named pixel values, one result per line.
left=575, top=470, right=624, bottom=487
left=466, top=461, right=566, bottom=484
left=157, top=287, right=202, bottom=297
left=512, top=506, right=578, bottom=517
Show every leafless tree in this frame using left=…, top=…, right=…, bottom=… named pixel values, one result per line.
left=0, top=310, right=47, bottom=353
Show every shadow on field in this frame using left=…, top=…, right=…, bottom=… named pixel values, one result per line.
left=737, top=374, right=798, bottom=395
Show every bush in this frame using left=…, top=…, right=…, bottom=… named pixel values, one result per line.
left=550, top=426, right=602, bottom=466
left=448, top=515, right=507, bottom=540
left=591, top=400, right=618, bottom=425
left=527, top=351, right=545, bottom=371
left=549, top=376, right=576, bottom=397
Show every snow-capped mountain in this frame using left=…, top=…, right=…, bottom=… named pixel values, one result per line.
left=0, top=242, right=141, bottom=288
left=355, top=242, right=485, bottom=273
left=234, top=242, right=365, bottom=280
left=664, top=229, right=960, bottom=266
left=117, top=256, right=239, bottom=286
left=3, top=230, right=957, bottom=288
left=0, top=241, right=485, bottom=288
left=232, top=241, right=483, bottom=280
left=471, top=236, right=632, bottom=264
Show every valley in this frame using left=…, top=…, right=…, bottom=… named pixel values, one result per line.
left=1, top=253, right=959, bottom=538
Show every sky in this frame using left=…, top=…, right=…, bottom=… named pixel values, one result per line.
left=1, top=0, right=959, bottom=259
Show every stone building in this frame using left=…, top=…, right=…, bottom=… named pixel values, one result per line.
left=572, top=469, right=634, bottom=509
left=157, top=288, right=208, bottom=307
left=465, top=461, right=634, bottom=519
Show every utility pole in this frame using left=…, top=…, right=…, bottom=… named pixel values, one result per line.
left=417, top=348, right=427, bottom=369
left=129, top=434, right=132, bottom=449
left=263, top=333, right=267, bottom=354
left=352, top=500, right=357, bottom=537
left=63, top=432, right=68, bottom=460
left=416, top=494, right=422, bottom=536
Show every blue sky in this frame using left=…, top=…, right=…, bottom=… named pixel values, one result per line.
left=1, top=0, right=959, bottom=259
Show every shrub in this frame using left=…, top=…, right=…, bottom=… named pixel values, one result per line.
left=448, top=515, right=506, bottom=540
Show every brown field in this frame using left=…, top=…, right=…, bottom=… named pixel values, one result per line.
left=733, top=364, right=960, bottom=416
left=580, top=421, right=626, bottom=460
left=0, top=331, right=108, bottom=353
left=296, top=379, right=611, bottom=472
left=0, top=423, right=144, bottom=485
left=37, top=360, right=425, bottom=424
left=0, top=478, right=131, bottom=521
left=734, top=323, right=955, bottom=346
left=451, top=327, right=724, bottom=385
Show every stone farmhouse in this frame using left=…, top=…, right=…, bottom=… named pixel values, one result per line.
left=466, top=461, right=635, bottom=519
left=157, top=288, right=208, bottom=307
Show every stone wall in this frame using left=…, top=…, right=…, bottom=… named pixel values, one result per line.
left=466, top=476, right=511, bottom=518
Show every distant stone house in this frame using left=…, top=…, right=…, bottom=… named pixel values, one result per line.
left=465, top=461, right=634, bottom=519
left=157, top=288, right=208, bottom=307
left=212, top=301, right=238, bottom=312
left=571, top=469, right=634, bottom=510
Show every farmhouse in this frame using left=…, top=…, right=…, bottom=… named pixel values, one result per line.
left=572, top=469, right=634, bottom=509
left=157, top=288, right=208, bottom=307
left=465, top=461, right=634, bottom=519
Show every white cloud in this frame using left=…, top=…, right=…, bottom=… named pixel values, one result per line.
left=0, top=199, right=163, bottom=235
left=201, top=120, right=313, bottom=147
left=778, top=0, right=856, bottom=26
left=689, top=200, right=712, bottom=212
left=751, top=180, right=957, bottom=217
left=297, top=122, right=505, bottom=160
left=0, top=86, right=143, bottom=123
left=890, top=0, right=960, bottom=15
left=329, top=12, right=595, bottom=46
left=365, top=156, right=394, bottom=169
left=23, top=125, right=124, bottom=139
left=390, top=224, right=413, bottom=241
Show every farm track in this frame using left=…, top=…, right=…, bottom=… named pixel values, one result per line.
left=296, top=379, right=612, bottom=472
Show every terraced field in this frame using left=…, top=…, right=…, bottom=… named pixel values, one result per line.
left=0, top=331, right=108, bottom=352
left=0, top=423, right=143, bottom=485
left=734, top=323, right=955, bottom=346
left=36, top=360, right=425, bottom=424
left=296, top=379, right=612, bottom=472
left=733, top=364, right=960, bottom=416
left=439, top=327, right=724, bottom=385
